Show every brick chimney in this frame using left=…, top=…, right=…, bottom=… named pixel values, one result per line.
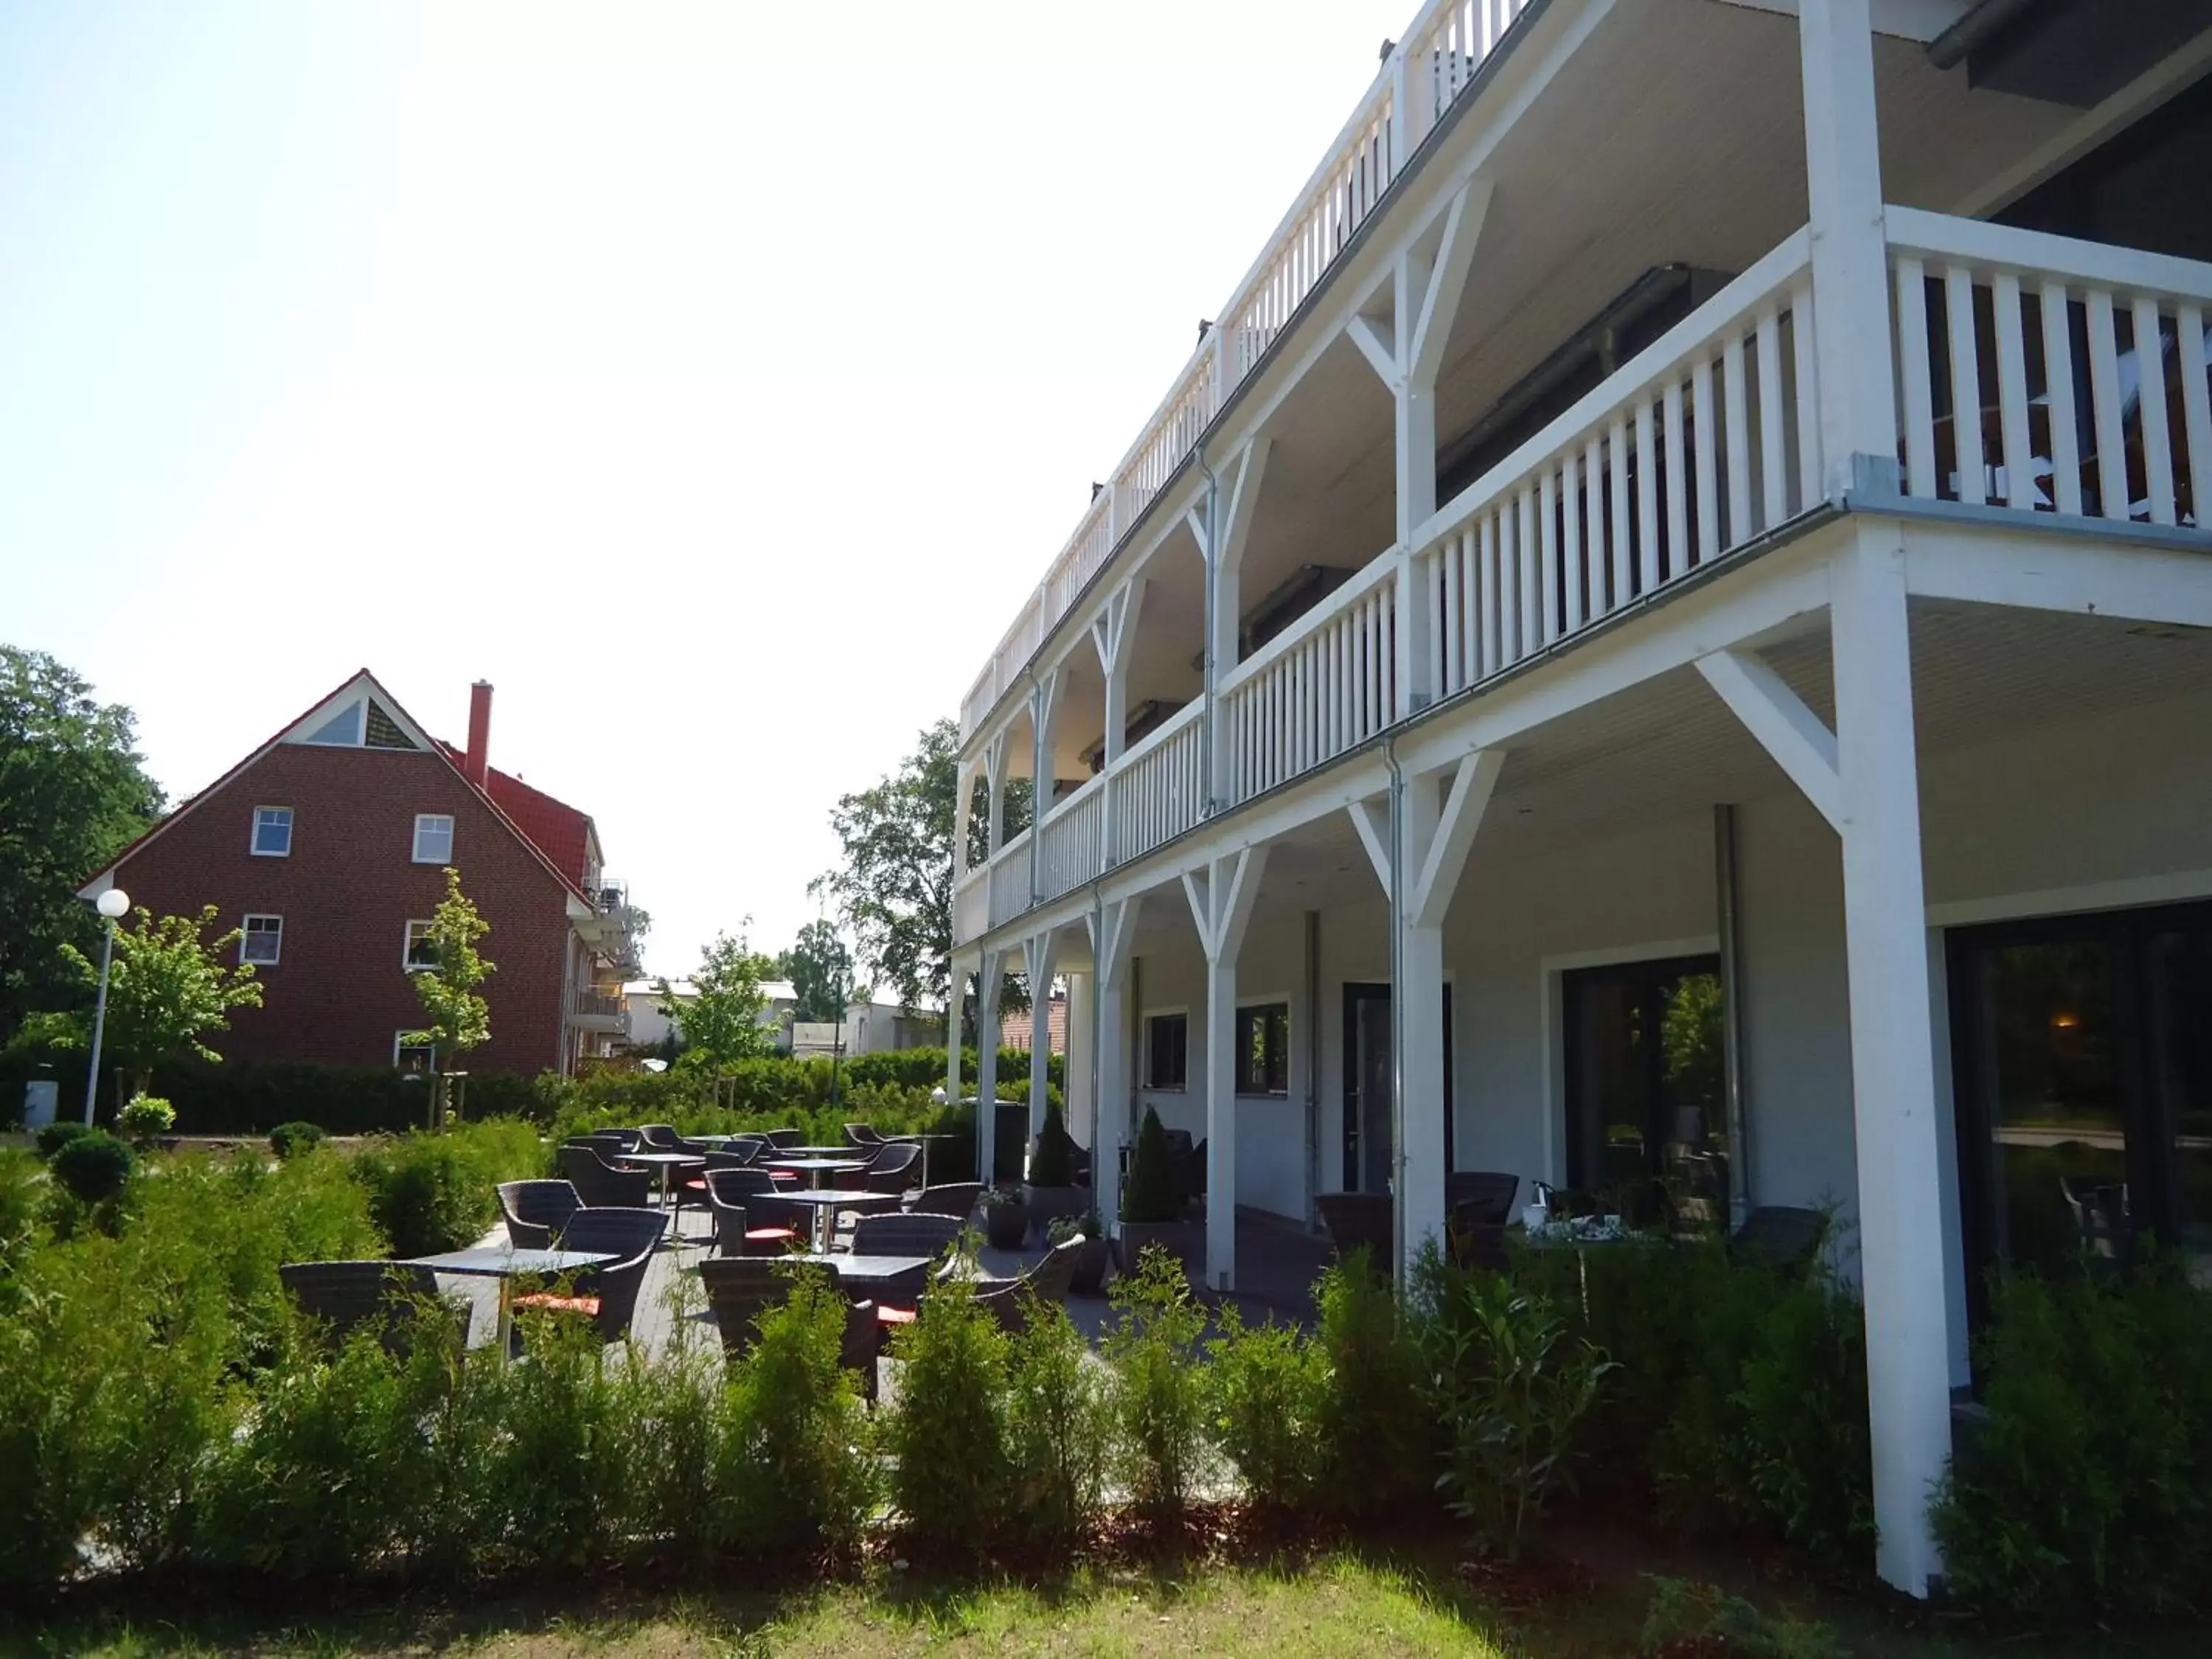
left=463, top=681, right=493, bottom=787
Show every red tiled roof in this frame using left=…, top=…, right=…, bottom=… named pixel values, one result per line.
left=441, top=744, right=593, bottom=891
left=998, top=994, right=1067, bottom=1055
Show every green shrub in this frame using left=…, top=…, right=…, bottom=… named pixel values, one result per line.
left=34, top=1120, right=91, bottom=1159
left=1120, top=1105, right=1179, bottom=1223
left=883, top=1280, right=1014, bottom=1551
left=1931, top=1265, right=2212, bottom=1621
left=1104, top=1245, right=1213, bottom=1526
left=116, top=1094, right=175, bottom=1141
left=1317, top=1253, right=1432, bottom=1512
left=0, top=1149, right=47, bottom=1290
left=1421, top=1269, right=1615, bottom=1559
left=476, top=1307, right=633, bottom=1569
left=1638, top=1576, right=1843, bottom=1658
left=270, top=1120, right=328, bottom=1159
left=1004, top=1301, right=1107, bottom=1545
left=1208, top=1307, right=1329, bottom=1513
left=50, top=1130, right=133, bottom=1207
left=1733, top=1272, right=1874, bottom=1562
left=712, top=1268, right=875, bottom=1556
left=350, top=1119, right=543, bottom=1258
left=1029, top=1101, right=1076, bottom=1186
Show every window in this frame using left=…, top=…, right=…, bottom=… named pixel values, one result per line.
left=394, top=1034, right=434, bottom=1074
left=403, top=919, right=438, bottom=972
left=411, top=813, right=454, bottom=863
left=251, top=807, right=293, bottom=857
left=1561, top=955, right=1727, bottom=1226
left=240, top=914, right=284, bottom=967
left=1234, top=1001, right=1291, bottom=1095
left=1145, top=1012, right=1188, bottom=1091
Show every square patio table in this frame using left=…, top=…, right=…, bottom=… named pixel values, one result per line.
left=765, top=1155, right=869, bottom=1190
left=775, top=1187, right=902, bottom=1249
left=404, top=1246, right=616, bottom=1358
left=791, top=1252, right=933, bottom=1302
left=618, top=1150, right=707, bottom=1234
left=779, top=1144, right=858, bottom=1158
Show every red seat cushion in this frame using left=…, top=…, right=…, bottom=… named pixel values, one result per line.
left=682, top=1178, right=707, bottom=1191
left=745, top=1227, right=798, bottom=1243
left=876, top=1305, right=917, bottom=1326
left=513, top=1293, right=601, bottom=1316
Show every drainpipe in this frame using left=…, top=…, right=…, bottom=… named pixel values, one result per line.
left=1714, top=803, right=1751, bottom=1228
left=1304, top=907, right=1322, bottom=1229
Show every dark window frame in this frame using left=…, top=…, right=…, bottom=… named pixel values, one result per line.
left=1145, top=1011, right=1189, bottom=1091
left=1234, top=1001, right=1291, bottom=1096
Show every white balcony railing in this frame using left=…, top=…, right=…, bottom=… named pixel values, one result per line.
left=1416, top=229, right=1818, bottom=700
left=988, top=828, right=1033, bottom=931
left=1037, top=773, right=1107, bottom=905
left=1220, top=549, right=1399, bottom=807
left=953, top=866, right=990, bottom=944
left=1886, top=207, right=2212, bottom=529
left=1111, top=700, right=1206, bottom=865
left=960, top=0, right=1534, bottom=743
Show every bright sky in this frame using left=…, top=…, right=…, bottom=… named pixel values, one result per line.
left=1, top=0, right=1411, bottom=976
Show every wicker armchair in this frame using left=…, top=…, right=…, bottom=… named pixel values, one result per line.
left=636, top=1123, right=681, bottom=1150
left=698, top=1257, right=881, bottom=1400
left=975, top=1234, right=1085, bottom=1332
left=844, top=1121, right=884, bottom=1150
left=908, top=1181, right=983, bottom=1222
left=498, top=1179, right=583, bottom=1249
left=1316, top=1192, right=1394, bottom=1272
left=1446, top=1170, right=1520, bottom=1225
left=1730, top=1206, right=1828, bottom=1277
left=558, top=1144, right=653, bottom=1208
left=849, top=1211, right=964, bottom=1259
left=761, top=1127, right=804, bottom=1150
left=861, top=1140, right=921, bottom=1193
left=280, top=1261, right=459, bottom=1349
left=507, top=1206, right=666, bottom=1343
left=705, top=1169, right=809, bottom=1256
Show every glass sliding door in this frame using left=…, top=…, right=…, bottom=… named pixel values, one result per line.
left=1948, top=899, right=2212, bottom=1312
left=1561, top=955, right=1727, bottom=1225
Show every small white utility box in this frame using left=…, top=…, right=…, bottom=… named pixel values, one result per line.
left=22, top=1080, right=59, bottom=1132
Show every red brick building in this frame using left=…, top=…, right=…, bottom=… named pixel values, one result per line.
left=79, top=671, right=640, bottom=1077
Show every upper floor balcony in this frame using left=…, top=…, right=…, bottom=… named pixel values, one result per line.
left=577, top=877, right=645, bottom=975
left=953, top=0, right=2212, bottom=948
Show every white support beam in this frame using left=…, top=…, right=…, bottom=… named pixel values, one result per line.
left=1347, top=796, right=1393, bottom=889
left=1899, top=522, right=2212, bottom=628
left=1346, top=312, right=1397, bottom=385
left=1183, top=846, right=1269, bottom=1290
left=1409, top=748, right=1505, bottom=928
left=946, top=953, right=971, bottom=1106
left=1029, top=667, right=1062, bottom=902
left=1408, top=181, right=1492, bottom=388
left=973, top=947, right=1008, bottom=1180
left=984, top=726, right=1012, bottom=857
left=1215, top=439, right=1273, bottom=590
left=1831, top=524, right=1953, bottom=1599
left=1021, top=927, right=1061, bottom=1146
left=1087, top=894, right=1141, bottom=1239
left=1697, top=648, right=1844, bottom=833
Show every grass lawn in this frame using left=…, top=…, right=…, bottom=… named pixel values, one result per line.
left=10, top=1534, right=2205, bottom=1659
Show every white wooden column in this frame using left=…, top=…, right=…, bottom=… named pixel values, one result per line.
left=1350, top=749, right=1503, bottom=1276
left=1064, top=969, right=1094, bottom=1150
left=947, top=954, right=969, bottom=1106
left=953, top=759, right=973, bottom=883
left=1799, top=0, right=1897, bottom=497
left=973, top=947, right=1006, bottom=1183
left=1832, top=529, right=1952, bottom=1596
left=1349, top=182, right=1490, bottom=714
left=1088, top=895, right=1140, bottom=1239
left=1190, top=440, right=1271, bottom=807
left=984, top=727, right=1011, bottom=860
left=1090, top=577, right=1146, bottom=865
left=1021, top=927, right=1060, bottom=1146
left=1693, top=531, right=1952, bottom=1598
left=1029, top=667, right=1062, bottom=903
left=1183, top=847, right=1268, bottom=1290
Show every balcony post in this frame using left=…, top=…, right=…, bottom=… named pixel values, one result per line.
left=1087, top=895, right=1139, bottom=1242
left=1021, top=927, right=1060, bottom=1147
left=953, top=757, right=973, bottom=884
left=947, top=955, right=967, bottom=1110
left=1194, top=441, right=1271, bottom=811
left=1183, top=847, right=1267, bottom=1290
left=1798, top=0, right=1898, bottom=497
left=1030, top=667, right=1062, bottom=905
left=973, top=947, right=1006, bottom=1183
left=1091, top=577, right=1145, bottom=869
left=984, top=726, right=1010, bottom=860
left=1831, top=525, right=1952, bottom=1598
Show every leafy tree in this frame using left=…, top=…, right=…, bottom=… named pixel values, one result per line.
left=45, top=905, right=264, bottom=1099
left=403, top=867, right=493, bottom=1071
left=671, top=926, right=777, bottom=1072
left=0, top=647, right=163, bottom=1043
left=817, top=719, right=1031, bottom=1023
left=781, top=918, right=855, bottom=1025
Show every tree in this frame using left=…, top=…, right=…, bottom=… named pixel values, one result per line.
left=816, top=719, right=1030, bottom=1018
left=782, top=918, right=855, bottom=1024
left=47, top=905, right=264, bottom=1099
left=403, top=867, right=493, bottom=1075
left=671, top=926, right=776, bottom=1073
left=0, top=647, right=163, bottom=1043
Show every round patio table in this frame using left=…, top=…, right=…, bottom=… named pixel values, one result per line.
left=779, top=1145, right=858, bottom=1158
left=765, top=1155, right=869, bottom=1190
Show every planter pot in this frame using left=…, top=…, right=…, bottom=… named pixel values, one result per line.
left=1119, top=1220, right=1204, bottom=1285
left=1062, top=1232, right=1111, bottom=1295
left=983, top=1201, right=1030, bottom=1251
left=1023, top=1183, right=1086, bottom=1232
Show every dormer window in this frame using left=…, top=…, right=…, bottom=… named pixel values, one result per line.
left=251, top=807, right=293, bottom=857
left=412, top=813, right=455, bottom=864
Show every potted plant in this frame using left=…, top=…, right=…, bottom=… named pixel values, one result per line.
left=1118, top=1105, right=1203, bottom=1284
left=1048, top=1210, right=1110, bottom=1295
left=981, top=1184, right=1030, bottom=1251
left=1023, top=1102, right=1087, bottom=1232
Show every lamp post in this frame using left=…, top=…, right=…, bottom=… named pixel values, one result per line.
left=83, top=887, right=130, bottom=1125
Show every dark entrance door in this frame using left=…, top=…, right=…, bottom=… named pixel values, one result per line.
left=1560, top=955, right=1727, bottom=1224
left=1946, top=900, right=2212, bottom=1320
left=1340, top=982, right=1455, bottom=1194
